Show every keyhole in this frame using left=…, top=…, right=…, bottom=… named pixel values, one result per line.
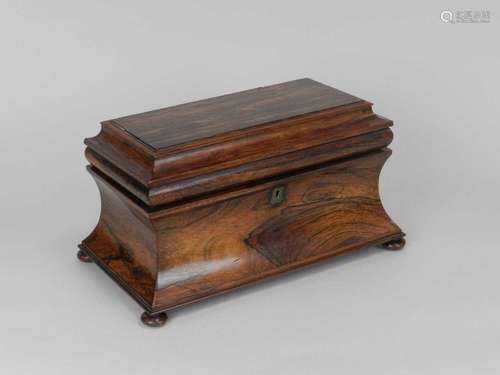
left=270, top=186, right=285, bottom=205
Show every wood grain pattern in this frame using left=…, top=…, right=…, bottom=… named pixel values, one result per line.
left=81, top=150, right=402, bottom=312
left=247, top=197, right=392, bottom=266
left=85, top=128, right=394, bottom=206
left=112, top=78, right=362, bottom=150
left=81, top=169, right=158, bottom=305
left=78, top=79, right=405, bottom=324
left=83, top=79, right=392, bottom=207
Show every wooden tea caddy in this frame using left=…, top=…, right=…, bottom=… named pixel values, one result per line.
left=78, top=78, right=405, bottom=327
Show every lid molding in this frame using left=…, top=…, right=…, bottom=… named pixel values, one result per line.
left=84, top=79, right=394, bottom=206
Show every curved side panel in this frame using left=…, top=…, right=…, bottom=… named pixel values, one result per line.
left=151, top=150, right=403, bottom=311
left=80, top=169, right=158, bottom=308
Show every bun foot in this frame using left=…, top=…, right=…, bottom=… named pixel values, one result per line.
left=378, top=237, right=406, bottom=251
left=77, top=247, right=93, bottom=263
left=141, top=311, right=168, bottom=327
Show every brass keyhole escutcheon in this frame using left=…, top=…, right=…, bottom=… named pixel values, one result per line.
left=270, top=186, right=286, bottom=205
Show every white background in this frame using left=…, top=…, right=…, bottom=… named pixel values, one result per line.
left=1, top=1, right=499, bottom=374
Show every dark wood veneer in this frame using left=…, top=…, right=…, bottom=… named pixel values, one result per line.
left=112, top=78, right=362, bottom=150
left=78, top=79, right=405, bottom=327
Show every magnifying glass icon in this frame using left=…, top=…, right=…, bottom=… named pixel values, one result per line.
left=440, top=10, right=454, bottom=23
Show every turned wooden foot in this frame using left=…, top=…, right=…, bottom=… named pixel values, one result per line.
left=378, top=237, right=406, bottom=251
left=77, top=246, right=93, bottom=263
left=141, top=312, right=168, bottom=327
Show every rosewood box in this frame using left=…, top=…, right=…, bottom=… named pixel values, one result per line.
left=79, top=78, right=405, bottom=327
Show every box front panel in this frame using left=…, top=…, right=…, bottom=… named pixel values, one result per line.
left=152, top=150, right=402, bottom=310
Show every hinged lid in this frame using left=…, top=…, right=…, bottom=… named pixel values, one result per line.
left=85, top=78, right=394, bottom=207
